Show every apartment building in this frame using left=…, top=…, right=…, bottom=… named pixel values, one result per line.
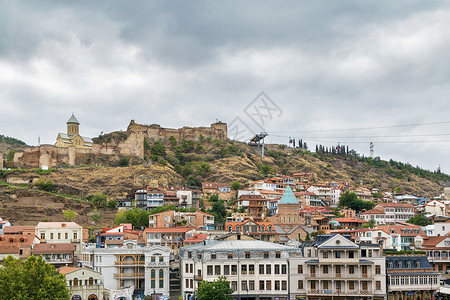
left=291, top=234, right=387, bottom=300
left=35, top=222, right=85, bottom=254
left=360, top=203, right=415, bottom=225
left=180, top=240, right=301, bottom=300
left=82, top=241, right=170, bottom=299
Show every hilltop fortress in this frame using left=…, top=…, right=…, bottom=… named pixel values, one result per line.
left=13, top=118, right=227, bottom=169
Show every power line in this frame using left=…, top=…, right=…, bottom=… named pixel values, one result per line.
left=270, top=133, right=450, bottom=139
left=270, top=120, right=450, bottom=133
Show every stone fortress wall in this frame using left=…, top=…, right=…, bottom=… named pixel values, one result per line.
left=12, top=120, right=227, bottom=169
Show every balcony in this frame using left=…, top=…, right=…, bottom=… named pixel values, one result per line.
left=308, top=289, right=373, bottom=296
left=194, top=275, right=202, bottom=281
left=113, top=273, right=145, bottom=278
left=114, top=261, right=144, bottom=265
left=310, top=273, right=372, bottom=279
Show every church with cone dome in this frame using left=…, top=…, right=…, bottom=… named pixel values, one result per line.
left=55, top=114, right=93, bottom=149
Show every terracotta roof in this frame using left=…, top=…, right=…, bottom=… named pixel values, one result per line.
left=184, top=233, right=208, bottom=243
left=3, top=226, right=36, bottom=234
left=32, top=243, right=75, bottom=254
left=196, top=211, right=214, bottom=217
left=58, top=266, right=81, bottom=275
left=334, top=218, right=368, bottom=223
left=0, top=245, right=20, bottom=254
left=36, top=222, right=82, bottom=229
left=421, top=236, right=448, bottom=247
left=360, top=209, right=384, bottom=215
left=376, top=225, right=425, bottom=236
left=375, top=203, right=414, bottom=208
left=144, top=227, right=195, bottom=233
left=0, top=235, right=35, bottom=247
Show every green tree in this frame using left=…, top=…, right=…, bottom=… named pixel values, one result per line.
left=196, top=276, right=233, bottom=300
left=259, top=164, right=273, bottom=176
left=118, top=156, right=130, bottom=167
left=88, top=193, right=108, bottom=207
left=114, top=208, right=151, bottom=227
left=0, top=255, right=70, bottom=300
left=63, top=209, right=77, bottom=221
left=107, top=199, right=118, bottom=209
left=35, top=178, right=54, bottom=192
left=231, top=181, right=242, bottom=190
left=407, top=215, right=430, bottom=226
left=6, top=150, right=17, bottom=162
left=151, top=141, right=167, bottom=157
left=144, top=138, right=151, bottom=152
left=338, top=191, right=375, bottom=213
left=209, top=200, right=227, bottom=223
left=169, top=135, right=177, bottom=149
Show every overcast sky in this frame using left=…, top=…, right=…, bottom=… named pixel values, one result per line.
left=2, top=1, right=450, bottom=174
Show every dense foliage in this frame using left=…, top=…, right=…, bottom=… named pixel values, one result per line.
left=197, top=276, right=233, bottom=300
left=407, top=215, right=431, bottom=226
left=0, top=134, right=27, bottom=146
left=0, top=255, right=70, bottom=300
left=338, top=191, right=375, bottom=213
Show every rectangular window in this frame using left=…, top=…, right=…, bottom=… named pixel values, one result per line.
left=241, top=265, right=247, bottom=274
left=349, top=265, right=354, bottom=274
left=275, top=280, right=280, bottom=290
left=266, top=280, right=271, bottom=290
left=249, top=264, right=255, bottom=274
left=188, top=252, right=192, bottom=258
left=231, top=281, right=237, bottom=291
left=311, top=281, right=316, bottom=290
left=323, top=265, right=329, bottom=274
left=207, top=265, right=213, bottom=276
left=298, top=280, right=303, bottom=289
left=50, top=233, right=54, bottom=239
left=281, top=264, right=287, bottom=274
left=245, top=251, right=250, bottom=258
left=276, top=251, right=281, bottom=258
left=266, top=265, right=271, bottom=274
left=185, top=264, right=189, bottom=273
left=58, top=233, right=61, bottom=239
left=65, top=232, right=68, bottom=239
left=231, top=265, right=237, bottom=275
left=376, top=281, right=381, bottom=290
left=298, top=265, right=303, bottom=274
left=73, top=232, right=77, bottom=240
left=311, top=265, right=316, bottom=276
left=264, top=251, right=269, bottom=259
left=362, top=265, right=368, bottom=277
left=249, top=280, right=255, bottom=290
left=335, top=251, right=341, bottom=258
left=190, top=264, right=193, bottom=273
left=323, top=281, right=329, bottom=289
left=215, top=265, right=221, bottom=275
left=197, top=253, right=202, bottom=259
left=228, top=253, right=233, bottom=259
left=323, top=251, right=328, bottom=258
left=335, top=265, right=341, bottom=277
left=259, top=264, right=265, bottom=274
left=211, top=253, right=216, bottom=259
left=282, top=281, right=287, bottom=290
left=275, top=264, right=280, bottom=274
left=376, top=265, right=381, bottom=274
left=349, top=251, right=354, bottom=258
left=224, top=265, right=230, bottom=275
left=242, top=281, right=248, bottom=291
left=362, top=281, right=368, bottom=291
left=349, top=281, right=354, bottom=290
left=259, top=280, right=265, bottom=290
left=40, top=233, right=45, bottom=240
left=336, top=281, right=341, bottom=290
left=368, top=250, right=373, bottom=257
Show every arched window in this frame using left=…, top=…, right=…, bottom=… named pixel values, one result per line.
left=159, top=269, right=164, bottom=288
left=89, top=277, right=94, bottom=286
left=151, top=269, right=156, bottom=289
left=235, top=226, right=240, bottom=232
left=73, top=278, right=79, bottom=286
left=228, top=226, right=232, bottom=232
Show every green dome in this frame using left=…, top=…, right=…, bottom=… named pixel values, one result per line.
left=279, top=186, right=298, bottom=204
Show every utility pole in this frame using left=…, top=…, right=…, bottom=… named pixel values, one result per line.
left=370, top=142, right=374, bottom=158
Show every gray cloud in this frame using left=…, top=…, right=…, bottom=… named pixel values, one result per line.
left=1, top=0, right=450, bottom=175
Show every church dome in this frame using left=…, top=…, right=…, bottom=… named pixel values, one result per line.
left=67, top=114, right=80, bottom=124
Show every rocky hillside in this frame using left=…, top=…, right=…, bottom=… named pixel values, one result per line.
left=0, top=135, right=28, bottom=156
left=1, top=134, right=448, bottom=226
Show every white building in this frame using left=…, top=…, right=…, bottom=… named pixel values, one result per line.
left=179, top=240, right=301, bottom=300
left=360, top=203, right=414, bottom=225
left=59, top=266, right=104, bottom=300
left=424, top=200, right=449, bottom=216
left=35, top=221, right=84, bottom=254
left=422, top=221, right=450, bottom=236
left=290, top=234, right=387, bottom=300
left=82, top=241, right=170, bottom=299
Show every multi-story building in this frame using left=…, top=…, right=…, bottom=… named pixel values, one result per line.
left=144, top=227, right=195, bottom=256
left=82, top=241, right=170, bottom=299
left=180, top=240, right=302, bottom=300
left=59, top=266, right=104, bottom=300
left=135, top=187, right=165, bottom=210
left=35, top=222, right=85, bottom=255
left=360, top=203, right=415, bottom=225
left=32, top=243, right=75, bottom=268
left=291, top=234, right=387, bottom=300
left=422, top=221, right=450, bottom=236
left=386, top=255, right=439, bottom=300
left=148, top=210, right=214, bottom=228
left=414, top=235, right=450, bottom=274
left=424, top=200, right=449, bottom=216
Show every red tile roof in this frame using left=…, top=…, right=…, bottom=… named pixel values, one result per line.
left=144, top=227, right=195, bottom=233
left=58, top=266, right=81, bottom=275
left=32, top=243, right=75, bottom=254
